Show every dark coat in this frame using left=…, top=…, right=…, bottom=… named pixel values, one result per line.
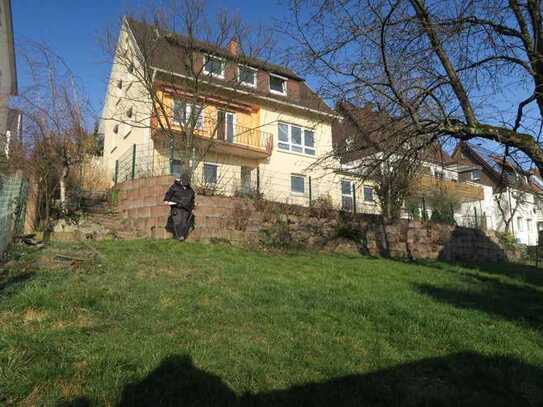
left=164, top=181, right=195, bottom=211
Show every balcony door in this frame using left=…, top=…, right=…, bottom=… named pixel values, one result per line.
left=217, top=110, right=235, bottom=143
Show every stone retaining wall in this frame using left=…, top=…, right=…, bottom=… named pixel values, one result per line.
left=117, top=176, right=509, bottom=263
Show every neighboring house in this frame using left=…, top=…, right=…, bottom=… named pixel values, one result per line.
left=450, top=142, right=543, bottom=245
left=0, top=0, right=17, bottom=144
left=101, top=18, right=347, bottom=207
left=332, top=101, right=484, bottom=217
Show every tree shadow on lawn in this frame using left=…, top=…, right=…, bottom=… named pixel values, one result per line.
left=415, top=277, right=543, bottom=333
left=0, top=271, right=34, bottom=297
left=61, top=352, right=543, bottom=407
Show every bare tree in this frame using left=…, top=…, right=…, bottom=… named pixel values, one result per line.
left=101, top=0, right=275, bottom=184
left=18, top=43, right=92, bottom=229
left=285, top=0, right=543, bottom=172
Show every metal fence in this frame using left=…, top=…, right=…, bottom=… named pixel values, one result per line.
left=0, top=174, right=28, bottom=255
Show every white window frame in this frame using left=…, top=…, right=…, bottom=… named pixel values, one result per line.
left=277, top=122, right=316, bottom=156
left=290, top=174, right=306, bottom=196
left=269, top=73, right=287, bottom=95
left=237, top=65, right=257, bottom=88
left=173, top=100, right=205, bottom=130
left=471, top=169, right=481, bottom=181
left=203, top=54, right=225, bottom=79
left=203, top=163, right=219, bottom=185
left=363, top=186, right=374, bottom=202
left=341, top=180, right=354, bottom=211
left=517, top=217, right=524, bottom=232
left=527, top=218, right=533, bottom=232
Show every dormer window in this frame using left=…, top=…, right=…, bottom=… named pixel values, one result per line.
left=269, top=74, right=287, bottom=95
left=203, top=55, right=225, bottom=78
left=238, top=65, right=257, bottom=87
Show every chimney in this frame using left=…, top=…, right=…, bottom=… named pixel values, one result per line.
left=228, top=38, right=240, bottom=56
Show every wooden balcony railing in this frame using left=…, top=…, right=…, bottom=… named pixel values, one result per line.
left=151, top=116, right=273, bottom=157
left=416, top=174, right=484, bottom=201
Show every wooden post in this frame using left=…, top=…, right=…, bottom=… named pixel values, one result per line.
left=114, top=160, right=119, bottom=185
left=131, top=144, right=137, bottom=180
left=308, top=176, right=313, bottom=206
left=352, top=183, right=357, bottom=214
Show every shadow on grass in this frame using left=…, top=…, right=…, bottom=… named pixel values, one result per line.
left=0, top=271, right=34, bottom=296
left=61, top=352, right=543, bottom=406
left=415, top=279, right=543, bottom=332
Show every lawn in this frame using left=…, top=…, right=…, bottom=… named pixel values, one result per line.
left=1, top=240, right=542, bottom=406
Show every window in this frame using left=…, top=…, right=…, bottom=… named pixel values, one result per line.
left=341, top=180, right=354, bottom=211
left=203, top=163, right=218, bottom=185
left=217, top=111, right=235, bottom=143
left=363, top=186, right=374, bottom=202
left=291, top=174, right=305, bottom=195
left=126, top=107, right=133, bottom=118
left=277, top=122, right=316, bottom=156
left=203, top=55, right=225, bottom=78
left=269, top=74, right=287, bottom=95
left=238, top=65, right=257, bottom=87
left=117, top=79, right=123, bottom=89
left=471, top=169, right=481, bottom=181
left=113, top=124, right=119, bottom=134
left=517, top=217, right=524, bottom=232
left=173, top=100, right=204, bottom=129
left=527, top=218, right=533, bottom=232
left=434, top=170, right=444, bottom=179
left=128, top=63, right=134, bottom=74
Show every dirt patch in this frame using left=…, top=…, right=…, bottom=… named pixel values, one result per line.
left=23, top=308, right=48, bottom=323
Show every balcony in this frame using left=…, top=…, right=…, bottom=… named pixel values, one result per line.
left=151, top=117, right=273, bottom=160
left=415, top=174, right=484, bottom=201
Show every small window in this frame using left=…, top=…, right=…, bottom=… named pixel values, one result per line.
left=527, top=218, right=533, bottom=232
left=128, top=63, right=134, bottom=74
left=434, top=170, right=444, bottom=179
left=117, top=79, right=123, bottom=89
left=471, top=169, right=481, bottom=181
left=291, top=175, right=305, bottom=195
left=363, top=186, right=374, bottom=202
left=341, top=180, right=353, bottom=211
left=269, top=74, right=287, bottom=95
left=113, top=124, right=119, bottom=134
left=203, top=55, right=225, bottom=78
left=126, top=107, right=133, bottom=118
left=203, top=163, right=218, bottom=185
left=517, top=217, right=524, bottom=232
left=238, top=65, right=257, bottom=87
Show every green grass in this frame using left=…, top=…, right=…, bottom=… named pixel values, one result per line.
left=1, top=240, right=542, bottom=406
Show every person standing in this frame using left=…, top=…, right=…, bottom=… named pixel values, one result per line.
left=163, top=177, right=195, bottom=241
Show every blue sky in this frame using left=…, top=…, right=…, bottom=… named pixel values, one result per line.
left=12, top=0, right=285, bottom=121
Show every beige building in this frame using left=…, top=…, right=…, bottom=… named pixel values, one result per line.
left=101, top=18, right=363, bottom=210
left=0, top=0, right=17, bottom=142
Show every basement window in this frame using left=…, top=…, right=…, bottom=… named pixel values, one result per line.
left=203, top=163, right=218, bottom=185
left=290, top=174, right=305, bottom=195
left=269, top=74, right=287, bottom=95
left=363, top=186, right=374, bottom=202
left=341, top=180, right=354, bottom=211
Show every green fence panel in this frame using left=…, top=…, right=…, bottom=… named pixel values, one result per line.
left=0, top=175, right=28, bottom=255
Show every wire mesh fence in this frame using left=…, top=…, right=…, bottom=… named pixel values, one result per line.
left=0, top=174, right=28, bottom=255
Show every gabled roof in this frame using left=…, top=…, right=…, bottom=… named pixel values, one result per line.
left=124, top=18, right=334, bottom=116
left=333, top=101, right=451, bottom=165
left=453, top=141, right=543, bottom=193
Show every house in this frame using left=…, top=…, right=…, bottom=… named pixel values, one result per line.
left=0, top=0, right=17, bottom=144
left=332, top=101, right=484, bottom=217
left=450, top=142, right=543, bottom=245
left=101, top=18, right=348, bottom=208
